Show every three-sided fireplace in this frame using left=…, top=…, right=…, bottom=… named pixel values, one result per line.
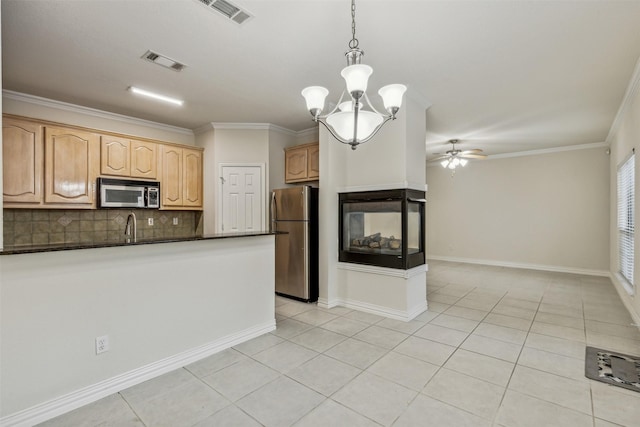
left=339, top=189, right=426, bottom=270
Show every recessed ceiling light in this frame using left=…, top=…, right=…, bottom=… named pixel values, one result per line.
left=128, top=86, right=184, bottom=106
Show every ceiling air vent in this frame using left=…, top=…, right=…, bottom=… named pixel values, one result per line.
left=196, top=0, right=253, bottom=25
left=141, top=50, right=186, bottom=72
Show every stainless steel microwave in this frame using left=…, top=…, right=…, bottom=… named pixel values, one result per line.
left=98, top=177, right=160, bottom=208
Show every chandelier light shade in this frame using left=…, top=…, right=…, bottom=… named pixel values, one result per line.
left=301, top=0, right=407, bottom=150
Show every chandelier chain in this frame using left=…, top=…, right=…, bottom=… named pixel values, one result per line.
left=349, top=0, right=359, bottom=49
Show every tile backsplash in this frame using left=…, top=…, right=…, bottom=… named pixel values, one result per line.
left=3, top=209, right=203, bottom=247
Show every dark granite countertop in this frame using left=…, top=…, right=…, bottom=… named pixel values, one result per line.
left=0, top=231, right=277, bottom=255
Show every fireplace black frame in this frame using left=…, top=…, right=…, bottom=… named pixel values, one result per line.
left=339, top=188, right=426, bottom=270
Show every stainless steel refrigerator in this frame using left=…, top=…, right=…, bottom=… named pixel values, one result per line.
left=271, top=186, right=319, bottom=302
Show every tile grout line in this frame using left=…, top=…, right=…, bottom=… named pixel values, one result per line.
left=488, top=280, right=547, bottom=426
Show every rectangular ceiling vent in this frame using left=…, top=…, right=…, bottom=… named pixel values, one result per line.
left=196, top=0, right=253, bottom=25
left=142, top=51, right=186, bottom=72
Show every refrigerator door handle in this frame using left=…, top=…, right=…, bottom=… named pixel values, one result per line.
left=270, top=191, right=277, bottom=232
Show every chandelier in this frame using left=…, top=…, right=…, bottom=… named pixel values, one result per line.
left=301, top=0, right=407, bottom=150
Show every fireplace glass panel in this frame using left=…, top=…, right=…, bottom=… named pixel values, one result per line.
left=407, top=202, right=422, bottom=254
left=343, top=200, right=402, bottom=255
left=339, top=189, right=425, bottom=270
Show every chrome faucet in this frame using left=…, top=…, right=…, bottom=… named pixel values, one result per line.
left=125, top=212, right=137, bottom=242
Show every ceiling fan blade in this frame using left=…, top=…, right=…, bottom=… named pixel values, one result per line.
left=460, top=153, right=487, bottom=159
left=460, top=149, right=483, bottom=154
left=428, top=155, right=449, bottom=162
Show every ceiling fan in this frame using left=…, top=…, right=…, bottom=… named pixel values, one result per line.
left=429, top=139, right=487, bottom=170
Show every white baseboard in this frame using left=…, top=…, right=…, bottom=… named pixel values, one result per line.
left=428, top=255, right=609, bottom=277
left=1, top=321, right=276, bottom=427
left=609, top=273, right=640, bottom=330
left=337, top=262, right=427, bottom=278
left=321, top=297, right=427, bottom=322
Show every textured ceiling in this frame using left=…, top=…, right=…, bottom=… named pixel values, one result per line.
left=3, top=0, right=640, bottom=157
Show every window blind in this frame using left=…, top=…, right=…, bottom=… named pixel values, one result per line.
left=617, top=151, right=635, bottom=291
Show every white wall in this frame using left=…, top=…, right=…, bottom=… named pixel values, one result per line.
left=608, top=58, right=640, bottom=324
left=195, top=126, right=216, bottom=234
left=0, top=236, right=275, bottom=423
left=207, top=126, right=270, bottom=233
left=268, top=128, right=297, bottom=192
left=317, top=96, right=428, bottom=319
left=427, top=146, right=610, bottom=274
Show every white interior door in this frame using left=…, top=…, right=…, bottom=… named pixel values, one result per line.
left=220, top=165, right=264, bottom=233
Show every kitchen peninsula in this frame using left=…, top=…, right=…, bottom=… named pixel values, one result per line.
left=0, top=232, right=276, bottom=425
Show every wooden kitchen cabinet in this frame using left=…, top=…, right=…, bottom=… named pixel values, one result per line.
left=101, top=136, right=157, bottom=179
left=3, top=114, right=202, bottom=210
left=101, top=135, right=130, bottom=176
left=44, top=126, right=100, bottom=205
left=183, top=148, right=203, bottom=207
left=160, top=145, right=203, bottom=209
left=131, top=140, right=158, bottom=179
left=2, top=117, right=44, bottom=204
left=284, top=142, right=319, bottom=183
left=307, top=143, right=320, bottom=180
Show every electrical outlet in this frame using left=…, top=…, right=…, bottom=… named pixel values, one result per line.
left=148, top=218, right=154, bottom=226
left=173, top=217, right=179, bottom=225
left=96, top=335, right=109, bottom=354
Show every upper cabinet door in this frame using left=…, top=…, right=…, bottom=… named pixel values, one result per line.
left=307, top=144, right=320, bottom=180
left=183, top=148, right=203, bottom=207
left=131, top=140, right=158, bottom=179
left=101, top=135, right=130, bottom=176
left=161, top=145, right=183, bottom=206
left=285, top=147, right=308, bottom=182
left=45, top=126, right=99, bottom=205
left=3, top=118, right=44, bottom=204
left=284, top=143, right=319, bottom=183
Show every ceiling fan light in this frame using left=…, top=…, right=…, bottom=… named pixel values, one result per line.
left=448, top=162, right=456, bottom=170
left=440, top=160, right=449, bottom=168
left=378, top=84, right=407, bottom=110
left=301, top=86, right=329, bottom=114
left=460, top=158, right=468, bottom=167
left=341, top=64, right=373, bottom=97
left=452, top=157, right=460, bottom=166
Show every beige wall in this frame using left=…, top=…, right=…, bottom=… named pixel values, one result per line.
left=608, top=62, right=640, bottom=324
left=427, top=146, right=610, bottom=274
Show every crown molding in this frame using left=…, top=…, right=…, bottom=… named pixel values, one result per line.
left=206, top=122, right=316, bottom=139
left=606, top=54, right=640, bottom=144
left=295, top=126, right=319, bottom=140
left=211, top=122, right=271, bottom=130
left=267, top=123, right=297, bottom=136
left=487, top=141, right=608, bottom=160
left=2, top=90, right=194, bottom=136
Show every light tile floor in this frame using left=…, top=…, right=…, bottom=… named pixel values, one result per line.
left=38, top=261, right=640, bottom=426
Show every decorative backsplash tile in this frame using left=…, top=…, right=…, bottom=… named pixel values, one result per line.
left=3, top=209, right=203, bottom=247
